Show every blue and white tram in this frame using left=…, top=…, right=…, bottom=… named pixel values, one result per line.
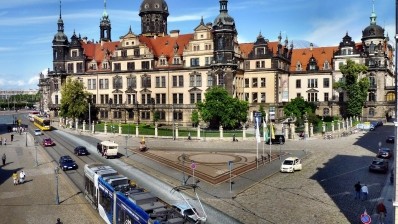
left=85, top=163, right=194, bottom=224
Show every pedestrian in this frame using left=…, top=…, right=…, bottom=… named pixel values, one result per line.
left=12, top=172, right=18, bottom=185
left=376, top=200, right=387, bottom=224
left=361, top=184, right=369, bottom=200
left=354, top=181, right=361, bottom=199
left=19, top=170, right=25, bottom=184
left=2, top=153, right=6, bottom=166
left=56, top=218, right=63, bottom=224
left=10, top=134, right=14, bottom=142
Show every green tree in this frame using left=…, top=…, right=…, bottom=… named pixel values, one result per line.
left=334, top=59, right=369, bottom=117
left=258, top=105, right=266, bottom=120
left=283, top=97, right=315, bottom=118
left=191, top=110, right=199, bottom=127
left=197, top=86, right=248, bottom=129
left=60, top=78, right=90, bottom=120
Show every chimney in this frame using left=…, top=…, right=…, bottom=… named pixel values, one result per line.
left=170, top=30, right=180, bottom=38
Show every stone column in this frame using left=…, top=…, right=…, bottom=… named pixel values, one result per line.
left=322, top=122, right=326, bottom=133
left=304, top=119, right=309, bottom=138
left=309, top=123, right=313, bottom=137
left=155, top=123, right=158, bottom=137
left=197, top=125, right=201, bottom=139
left=331, top=122, right=335, bottom=133
left=349, top=117, right=353, bottom=127
left=284, top=124, right=289, bottom=139
left=92, top=121, right=95, bottom=133
left=104, top=122, right=107, bottom=134
left=75, top=118, right=78, bottom=131
left=83, top=121, right=86, bottom=132
left=175, top=123, right=179, bottom=139
left=242, top=125, right=247, bottom=140
left=219, top=125, right=223, bottom=139
left=337, top=121, right=340, bottom=132
left=135, top=122, right=139, bottom=137
left=290, top=123, right=296, bottom=140
left=118, top=122, right=122, bottom=135
left=346, top=119, right=349, bottom=130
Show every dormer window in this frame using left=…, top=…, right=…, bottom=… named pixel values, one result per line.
left=256, top=47, right=265, bottom=55
left=173, top=57, right=180, bottom=65
left=296, top=62, right=302, bottom=71
left=160, top=58, right=167, bottom=66
left=323, top=61, right=330, bottom=70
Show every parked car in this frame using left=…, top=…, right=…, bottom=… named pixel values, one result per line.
left=74, top=146, right=88, bottom=156
left=386, top=135, right=395, bottom=144
left=42, top=138, right=55, bottom=147
left=172, top=203, right=206, bottom=223
left=266, top=134, right=285, bottom=145
left=369, top=158, right=389, bottom=173
left=377, top=147, right=393, bottom=159
left=34, top=129, right=42, bottom=136
left=280, top=157, right=302, bottom=173
left=59, top=155, right=78, bottom=171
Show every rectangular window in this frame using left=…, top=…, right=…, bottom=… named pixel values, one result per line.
left=324, top=92, right=329, bottom=101
left=260, top=78, right=266, bottom=87
left=104, top=79, right=109, bottom=89
left=67, top=63, right=73, bottom=73
left=252, top=78, right=258, bottom=88
left=307, top=92, right=318, bottom=102
left=55, top=95, right=59, bottom=104
left=114, top=63, right=121, bottom=72
left=172, top=75, right=184, bottom=87
left=189, top=74, right=202, bottom=87
left=297, top=93, right=301, bottom=98
left=155, top=76, right=166, bottom=88
left=76, top=63, right=83, bottom=73
left=127, top=62, right=135, bottom=71
left=296, top=79, right=301, bottom=88
left=207, top=75, right=213, bottom=87
left=141, top=76, right=151, bottom=88
left=245, top=79, right=249, bottom=88
left=260, top=93, right=265, bottom=103
left=190, top=58, right=200, bottom=67
left=323, top=78, right=330, bottom=88
left=307, top=79, right=318, bottom=88
left=134, top=49, right=140, bottom=56
left=141, top=61, right=150, bottom=70
left=252, top=92, right=258, bottom=103
left=173, top=111, right=183, bottom=121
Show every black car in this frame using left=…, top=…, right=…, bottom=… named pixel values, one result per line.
left=266, top=134, right=285, bottom=145
left=59, top=155, right=78, bottom=171
left=74, top=146, right=88, bottom=156
left=386, top=135, right=395, bottom=144
left=369, top=158, right=389, bottom=173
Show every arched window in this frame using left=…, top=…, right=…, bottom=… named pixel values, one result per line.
left=369, top=108, right=375, bottom=117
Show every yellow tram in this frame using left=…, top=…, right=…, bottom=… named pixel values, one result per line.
left=33, top=115, right=51, bottom=131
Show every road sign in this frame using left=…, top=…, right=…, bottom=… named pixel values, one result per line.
left=191, top=162, right=196, bottom=170
left=360, top=210, right=371, bottom=224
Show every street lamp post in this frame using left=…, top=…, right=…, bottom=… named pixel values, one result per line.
left=125, top=135, right=128, bottom=158
left=25, top=132, right=27, bottom=147
left=55, top=167, right=59, bottom=205
left=279, top=136, right=282, bottom=160
left=34, top=138, right=38, bottom=166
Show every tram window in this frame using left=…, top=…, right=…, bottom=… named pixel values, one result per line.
left=99, top=191, right=112, bottom=214
left=117, top=208, right=133, bottom=224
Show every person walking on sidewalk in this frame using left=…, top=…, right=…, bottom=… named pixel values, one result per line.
left=10, top=134, right=13, bottom=142
left=376, top=200, right=387, bottom=224
left=361, top=184, right=369, bottom=200
left=12, top=172, right=18, bottom=185
left=2, top=153, right=6, bottom=166
left=354, top=181, right=361, bottom=199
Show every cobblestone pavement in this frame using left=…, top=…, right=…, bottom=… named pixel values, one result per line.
left=64, top=123, right=393, bottom=224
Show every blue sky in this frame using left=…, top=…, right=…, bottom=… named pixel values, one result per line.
left=0, top=0, right=394, bottom=91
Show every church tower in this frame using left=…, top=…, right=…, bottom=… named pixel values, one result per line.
left=139, top=0, right=169, bottom=37
left=211, top=0, right=238, bottom=96
left=52, top=0, right=68, bottom=73
left=100, top=0, right=111, bottom=41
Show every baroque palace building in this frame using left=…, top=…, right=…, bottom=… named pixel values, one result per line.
left=39, top=0, right=394, bottom=126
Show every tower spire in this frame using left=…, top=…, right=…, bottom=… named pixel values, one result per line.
left=370, top=0, right=377, bottom=25
left=59, top=0, right=62, bottom=19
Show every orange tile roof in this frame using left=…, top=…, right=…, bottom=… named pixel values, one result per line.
left=82, top=41, right=120, bottom=71
left=290, top=46, right=338, bottom=72
left=139, top=34, right=194, bottom=63
left=239, top=41, right=289, bottom=58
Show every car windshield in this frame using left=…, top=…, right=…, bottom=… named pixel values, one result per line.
left=372, top=160, right=384, bottom=165
left=64, top=159, right=74, bottom=163
left=283, top=160, right=294, bottom=165
left=184, top=209, right=195, bottom=216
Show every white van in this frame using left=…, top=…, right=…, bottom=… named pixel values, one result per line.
left=99, top=141, right=119, bottom=159
left=280, top=157, right=302, bottom=173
